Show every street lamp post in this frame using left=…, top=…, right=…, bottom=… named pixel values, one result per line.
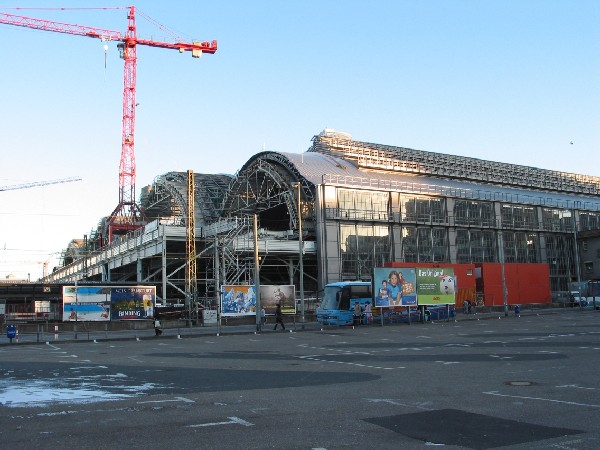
left=498, top=229, right=508, bottom=317
left=294, top=182, right=305, bottom=324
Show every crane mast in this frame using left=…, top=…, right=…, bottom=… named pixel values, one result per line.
left=0, top=6, right=217, bottom=244
left=111, top=6, right=141, bottom=243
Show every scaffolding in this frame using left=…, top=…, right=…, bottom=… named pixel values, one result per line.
left=43, top=161, right=318, bottom=309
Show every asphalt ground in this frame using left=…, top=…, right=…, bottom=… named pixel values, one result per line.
left=1, top=308, right=599, bottom=449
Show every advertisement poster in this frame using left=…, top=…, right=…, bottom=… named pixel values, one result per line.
left=221, top=285, right=257, bottom=316
left=260, top=285, right=296, bottom=314
left=373, top=268, right=417, bottom=306
left=415, top=268, right=456, bottom=305
left=62, top=286, right=112, bottom=322
left=62, top=286, right=156, bottom=322
left=110, top=287, right=156, bottom=320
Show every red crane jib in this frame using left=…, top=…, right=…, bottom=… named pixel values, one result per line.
left=0, top=7, right=216, bottom=245
left=0, top=11, right=217, bottom=52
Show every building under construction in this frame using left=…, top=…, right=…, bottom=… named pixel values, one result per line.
left=42, top=130, right=600, bottom=309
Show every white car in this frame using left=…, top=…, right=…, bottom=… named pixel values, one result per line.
left=571, top=291, right=600, bottom=309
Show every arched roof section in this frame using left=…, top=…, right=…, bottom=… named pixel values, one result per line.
left=140, top=171, right=233, bottom=226
left=220, top=151, right=317, bottom=232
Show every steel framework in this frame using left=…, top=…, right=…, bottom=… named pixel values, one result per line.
left=311, top=130, right=600, bottom=195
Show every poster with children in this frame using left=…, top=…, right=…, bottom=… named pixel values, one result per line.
left=373, top=268, right=417, bottom=306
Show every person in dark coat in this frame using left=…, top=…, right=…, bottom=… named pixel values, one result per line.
left=273, top=303, right=285, bottom=331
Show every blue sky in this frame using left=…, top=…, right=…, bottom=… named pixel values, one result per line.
left=1, top=0, right=599, bottom=280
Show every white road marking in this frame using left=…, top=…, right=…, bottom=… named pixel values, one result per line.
left=556, top=384, right=599, bottom=391
left=187, top=416, right=253, bottom=428
left=127, top=356, right=144, bottom=363
left=69, top=366, right=108, bottom=370
left=138, top=396, right=195, bottom=404
left=366, top=399, right=431, bottom=410
left=483, top=391, right=600, bottom=408
left=298, top=355, right=395, bottom=370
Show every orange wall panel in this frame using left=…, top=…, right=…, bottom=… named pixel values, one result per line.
left=477, top=263, right=551, bottom=306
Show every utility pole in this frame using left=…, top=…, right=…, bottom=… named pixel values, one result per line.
left=498, top=229, right=508, bottom=317
left=293, top=182, right=305, bottom=324
left=253, top=214, right=261, bottom=332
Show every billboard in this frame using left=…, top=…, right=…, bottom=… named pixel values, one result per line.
left=260, top=285, right=296, bottom=314
left=62, top=286, right=156, bottom=322
left=373, top=267, right=417, bottom=307
left=221, top=285, right=257, bottom=316
left=415, top=268, right=456, bottom=305
left=110, top=287, right=157, bottom=320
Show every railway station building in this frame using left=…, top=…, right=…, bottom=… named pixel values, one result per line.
left=42, top=129, right=600, bottom=309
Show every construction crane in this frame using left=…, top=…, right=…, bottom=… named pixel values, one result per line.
left=0, top=177, right=82, bottom=192
left=0, top=6, right=217, bottom=245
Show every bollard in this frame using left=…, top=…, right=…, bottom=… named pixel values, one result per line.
left=54, top=322, right=59, bottom=340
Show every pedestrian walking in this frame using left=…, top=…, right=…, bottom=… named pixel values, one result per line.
left=273, top=304, right=285, bottom=330
left=154, top=318, right=163, bottom=336
left=463, top=300, right=469, bottom=315
left=363, top=301, right=372, bottom=324
left=353, top=301, right=362, bottom=326
left=260, top=307, right=266, bottom=325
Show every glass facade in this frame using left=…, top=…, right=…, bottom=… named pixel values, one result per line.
left=456, top=229, right=497, bottom=263
left=501, top=204, right=537, bottom=229
left=454, top=200, right=495, bottom=227
left=544, top=234, right=577, bottom=292
left=541, top=208, right=574, bottom=232
left=339, top=223, right=390, bottom=280
left=401, top=194, right=446, bottom=224
left=330, top=187, right=586, bottom=292
left=579, top=211, right=600, bottom=231
left=338, top=189, right=389, bottom=221
left=501, top=231, right=540, bottom=263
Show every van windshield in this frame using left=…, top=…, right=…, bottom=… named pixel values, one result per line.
left=321, top=286, right=341, bottom=310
